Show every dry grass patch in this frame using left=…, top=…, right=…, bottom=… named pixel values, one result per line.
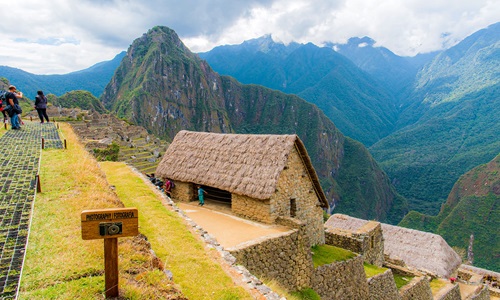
left=19, top=123, right=186, bottom=299
left=100, top=161, right=253, bottom=300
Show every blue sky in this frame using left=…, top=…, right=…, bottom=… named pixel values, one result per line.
left=0, top=0, right=498, bottom=74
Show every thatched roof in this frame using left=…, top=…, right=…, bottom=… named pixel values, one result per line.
left=156, top=130, right=328, bottom=208
left=325, top=214, right=462, bottom=277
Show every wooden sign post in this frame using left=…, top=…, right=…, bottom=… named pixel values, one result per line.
left=81, top=208, right=139, bottom=298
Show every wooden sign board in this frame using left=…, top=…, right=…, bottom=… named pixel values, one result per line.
left=81, top=208, right=139, bottom=240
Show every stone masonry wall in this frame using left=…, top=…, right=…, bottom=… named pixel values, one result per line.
left=270, top=146, right=325, bottom=245
left=469, top=285, right=491, bottom=300
left=325, top=222, right=384, bottom=267
left=311, top=255, right=370, bottom=300
left=399, top=276, right=433, bottom=300
left=367, top=269, right=400, bottom=300
left=232, top=194, right=272, bottom=224
left=171, top=181, right=193, bottom=202
left=229, top=224, right=313, bottom=291
left=434, top=284, right=461, bottom=300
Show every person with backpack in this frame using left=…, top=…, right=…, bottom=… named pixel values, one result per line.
left=34, top=90, right=50, bottom=123
left=4, top=85, right=23, bottom=130
left=0, top=92, right=7, bottom=123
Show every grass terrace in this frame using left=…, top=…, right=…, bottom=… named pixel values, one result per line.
left=311, top=244, right=357, bottom=268
left=18, top=123, right=252, bottom=299
left=393, top=273, right=414, bottom=289
left=363, top=263, right=388, bottom=278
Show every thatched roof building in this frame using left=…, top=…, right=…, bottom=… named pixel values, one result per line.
left=156, top=130, right=329, bottom=245
left=325, top=214, right=462, bottom=277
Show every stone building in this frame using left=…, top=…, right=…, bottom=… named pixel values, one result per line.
left=155, top=130, right=329, bottom=245
left=325, top=214, right=462, bottom=278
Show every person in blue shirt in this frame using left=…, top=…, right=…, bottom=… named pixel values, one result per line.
left=197, top=185, right=207, bottom=206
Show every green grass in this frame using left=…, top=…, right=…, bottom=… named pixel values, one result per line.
left=429, top=278, right=448, bottom=294
left=100, top=161, right=253, bottom=300
left=392, top=273, right=414, bottom=289
left=311, top=245, right=357, bottom=268
left=363, top=263, right=388, bottom=278
left=289, top=288, right=321, bottom=300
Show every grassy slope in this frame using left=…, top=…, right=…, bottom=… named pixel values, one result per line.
left=100, top=161, right=252, bottom=299
left=19, top=123, right=251, bottom=299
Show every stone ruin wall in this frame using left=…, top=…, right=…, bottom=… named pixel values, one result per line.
left=399, top=276, right=433, bottom=300
left=232, top=194, right=273, bottom=224
left=270, top=146, right=325, bottom=246
left=367, top=269, right=400, bottom=300
left=311, top=255, right=370, bottom=300
left=324, top=221, right=384, bottom=267
left=469, top=285, right=491, bottom=300
left=171, top=181, right=193, bottom=202
left=229, top=225, right=313, bottom=291
left=434, top=284, right=461, bottom=300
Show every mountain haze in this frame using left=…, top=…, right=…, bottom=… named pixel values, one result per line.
left=101, top=26, right=408, bottom=223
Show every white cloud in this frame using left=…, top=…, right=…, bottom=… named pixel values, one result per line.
left=0, top=0, right=498, bottom=74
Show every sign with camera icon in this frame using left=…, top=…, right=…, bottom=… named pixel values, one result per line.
left=81, top=207, right=138, bottom=240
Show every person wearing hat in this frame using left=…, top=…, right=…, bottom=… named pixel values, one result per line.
left=5, top=85, right=23, bottom=129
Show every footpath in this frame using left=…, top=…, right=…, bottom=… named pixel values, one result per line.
left=0, top=122, right=62, bottom=298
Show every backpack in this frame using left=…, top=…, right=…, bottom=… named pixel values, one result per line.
left=0, top=90, right=6, bottom=106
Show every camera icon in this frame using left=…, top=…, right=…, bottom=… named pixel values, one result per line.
left=99, top=222, right=123, bottom=236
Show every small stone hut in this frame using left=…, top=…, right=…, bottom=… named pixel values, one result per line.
left=155, top=130, right=329, bottom=245
left=325, top=214, right=462, bottom=278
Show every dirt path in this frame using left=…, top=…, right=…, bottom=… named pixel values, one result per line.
left=178, top=202, right=291, bottom=249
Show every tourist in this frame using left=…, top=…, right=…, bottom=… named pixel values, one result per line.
left=197, top=185, right=207, bottom=206
left=34, top=90, right=50, bottom=123
left=164, top=178, right=173, bottom=198
left=4, top=85, right=23, bottom=130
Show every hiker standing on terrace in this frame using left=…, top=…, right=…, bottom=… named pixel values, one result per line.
left=5, top=85, right=23, bottom=130
left=34, top=90, right=50, bottom=123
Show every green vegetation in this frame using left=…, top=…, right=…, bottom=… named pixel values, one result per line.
left=363, top=263, right=388, bottom=278
left=400, top=153, right=500, bottom=272
left=429, top=278, right=448, bottom=294
left=92, top=142, right=120, bottom=161
left=53, top=90, right=107, bottom=113
left=392, top=273, right=413, bottom=289
left=311, top=245, right=357, bottom=268
left=290, top=288, right=322, bottom=300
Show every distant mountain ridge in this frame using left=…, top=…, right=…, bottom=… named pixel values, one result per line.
left=199, top=38, right=399, bottom=146
left=0, top=51, right=126, bottom=99
left=101, top=26, right=408, bottom=224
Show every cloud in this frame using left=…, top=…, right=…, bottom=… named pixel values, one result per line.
left=0, top=0, right=498, bottom=74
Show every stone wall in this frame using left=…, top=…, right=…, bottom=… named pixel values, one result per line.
left=311, top=255, right=370, bottom=300
left=229, top=224, right=313, bottom=291
left=270, top=146, right=325, bottom=245
left=367, top=269, right=400, bottom=300
left=469, top=285, right=490, bottom=300
left=399, top=276, right=433, bottom=300
left=171, top=181, right=193, bottom=202
left=232, top=194, right=272, bottom=224
left=324, top=220, right=384, bottom=267
left=434, top=283, right=461, bottom=300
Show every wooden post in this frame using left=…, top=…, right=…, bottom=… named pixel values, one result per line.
left=64, top=139, right=67, bottom=149
left=36, top=174, right=42, bottom=193
left=81, top=208, right=139, bottom=299
left=30, top=116, right=33, bottom=121
left=104, top=238, right=119, bottom=298
left=41, top=138, right=45, bottom=149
